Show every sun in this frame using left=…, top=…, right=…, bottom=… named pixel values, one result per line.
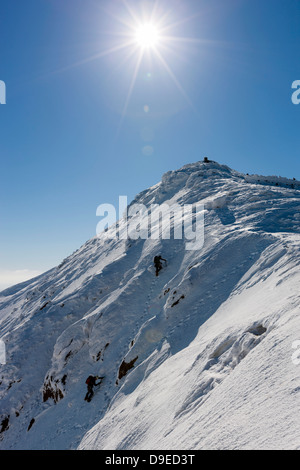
left=55, top=3, right=201, bottom=125
left=135, top=23, right=160, bottom=49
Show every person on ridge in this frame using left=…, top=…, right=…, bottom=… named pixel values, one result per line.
left=84, top=375, right=104, bottom=402
left=154, top=255, right=167, bottom=277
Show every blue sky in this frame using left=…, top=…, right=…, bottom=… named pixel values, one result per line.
left=0, top=0, right=300, bottom=288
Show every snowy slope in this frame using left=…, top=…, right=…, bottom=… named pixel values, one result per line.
left=1, top=161, right=300, bottom=450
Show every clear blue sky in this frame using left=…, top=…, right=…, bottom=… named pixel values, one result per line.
left=1, top=0, right=300, bottom=288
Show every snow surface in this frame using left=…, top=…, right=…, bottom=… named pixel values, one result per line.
left=1, top=161, right=300, bottom=450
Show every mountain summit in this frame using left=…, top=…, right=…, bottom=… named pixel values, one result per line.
left=1, top=160, right=300, bottom=450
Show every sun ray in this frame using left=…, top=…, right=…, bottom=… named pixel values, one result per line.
left=149, top=0, right=161, bottom=24
left=162, top=35, right=239, bottom=53
left=158, top=11, right=203, bottom=35
left=115, top=47, right=144, bottom=137
left=154, top=48, right=197, bottom=112
left=122, top=48, right=144, bottom=117
left=44, top=39, right=137, bottom=78
left=122, top=0, right=144, bottom=29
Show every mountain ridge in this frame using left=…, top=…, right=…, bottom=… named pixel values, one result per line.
left=1, top=160, right=300, bottom=449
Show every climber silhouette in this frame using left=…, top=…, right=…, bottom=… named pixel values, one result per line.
left=84, top=375, right=104, bottom=402
left=154, top=255, right=167, bottom=277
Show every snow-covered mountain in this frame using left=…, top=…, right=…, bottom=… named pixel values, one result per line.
left=1, top=160, right=300, bottom=450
